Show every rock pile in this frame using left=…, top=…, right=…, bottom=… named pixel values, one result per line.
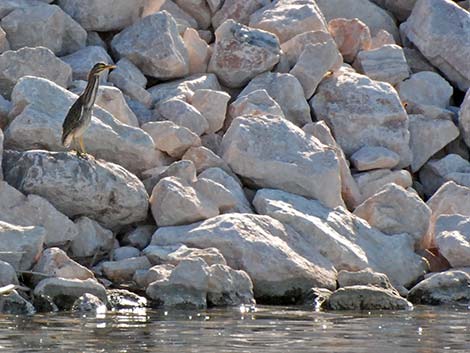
left=0, top=0, right=469, bottom=313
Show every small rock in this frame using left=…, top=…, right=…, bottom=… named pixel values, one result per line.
left=0, top=290, right=35, bottom=315
left=190, top=89, right=230, bottom=133
left=280, top=31, right=333, bottom=69
left=328, top=18, right=371, bottom=63
left=121, top=225, right=156, bottom=250
left=113, top=247, right=141, bottom=261
left=143, top=244, right=227, bottom=266
left=207, top=264, right=255, bottom=306
left=212, top=0, right=268, bottom=29
left=174, top=0, right=211, bottom=29
left=182, top=146, right=229, bottom=174
left=106, top=288, right=147, bottom=309
left=0, top=261, right=18, bottom=286
left=156, top=98, right=209, bottom=136
left=61, top=46, right=113, bottom=82
left=369, top=29, right=395, bottom=50
left=70, top=217, right=114, bottom=259
left=353, top=169, right=412, bottom=203
left=143, top=160, right=197, bottom=195
left=337, top=269, right=397, bottom=292
left=228, top=89, right=284, bottom=123
left=102, top=256, right=151, bottom=283
left=183, top=28, right=211, bottom=75
left=350, top=146, right=400, bottom=171
left=0, top=26, right=9, bottom=54
left=71, top=293, right=106, bottom=313
left=435, top=214, right=470, bottom=268
left=133, top=264, right=175, bottom=288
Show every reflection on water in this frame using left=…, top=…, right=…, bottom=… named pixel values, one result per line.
left=1, top=305, right=470, bottom=353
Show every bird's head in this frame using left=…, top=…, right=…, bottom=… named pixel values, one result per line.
left=90, top=62, right=116, bottom=76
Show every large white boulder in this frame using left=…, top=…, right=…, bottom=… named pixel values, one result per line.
left=435, top=214, right=470, bottom=268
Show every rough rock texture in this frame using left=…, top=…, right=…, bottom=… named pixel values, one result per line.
left=350, top=146, right=399, bottom=171
left=151, top=213, right=337, bottom=300
left=182, top=146, right=229, bottom=173
left=70, top=217, right=114, bottom=258
left=142, top=159, right=197, bottom=195
left=183, top=28, right=211, bottom=75
left=221, top=115, right=344, bottom=209
left=111, top=11, right=189, bottom=79
left=253, top=189, right=428, bottom=288
left=174, top=0, right=211, bottom=29
left=190, top=89, right=230, bottom=133
left=249, top=0, right=327, bottom=43
left=3, top=150, right=149, bottom=230
left=208, top=20, right=280, bottom=88
left=61, top=46, right=113, bottom=82
left=143, top=244, right=227, bottom=266
left=57, top=0, right=146, bottom=31
left=353, top=169, right=413, bottom=202
left=0, top=260, right=18, bottom=286
left=122, top=225, right=156, bottom=250
left=311, top=69, right=411, bottom=168
left=1, top=4, right=86, bottom=56
left=212, top=0, right=268, bottom=29
left=353, top=183, right=431, bottom=247
left=0, top=47, right=72, bottom=99
left=401, top=0, right=470, bottom=90
left=0, top=181, right=78, bottom=247
left=0, top=220, right=45, bottom=270
left=435, top=214, right=470, bottom=268
left=229, top=89, right=284, bottom=122
left=0, top=290, right=35, bottom=315
left=328, top=18, right=371, bottom=63
left=71, top=293, right=106, bottom=313
left=408, top=270, right=470, bottom=305
left=5, top=76, right=155, bottom=173
left=102, top=256, right=151, bottom=283
left=337, top=269, right=397, bottom=292
left=156, top=98, right=209, bottom=136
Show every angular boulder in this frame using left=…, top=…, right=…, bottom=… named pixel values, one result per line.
left=350, top=146, right=400, bottom=171
left=70, top=217, right=114, bottom=258
left=61, top=46, right=113, bottom=82
left=328, top=18, right=371, bottom=63
left=435, top=214, right=470, bottom=268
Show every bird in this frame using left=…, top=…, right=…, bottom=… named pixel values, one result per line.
left=61, top=62, right=116, bottom=158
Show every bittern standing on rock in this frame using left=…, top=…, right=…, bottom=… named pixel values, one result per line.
left=61, top=62, right=116, bottom=158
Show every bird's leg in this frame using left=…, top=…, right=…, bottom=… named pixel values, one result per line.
left=78, top=136, right=88, bottom=159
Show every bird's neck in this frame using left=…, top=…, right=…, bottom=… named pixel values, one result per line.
left=82, top=73, right=100, bottom=110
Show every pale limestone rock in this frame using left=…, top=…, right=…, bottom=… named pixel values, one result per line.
left=142, top=121, right=201, bottom=158
left=190, top=89, right=230, bottom=133
left=228, top=89, right=284, bottom=124
left=111, top=11, right=189, bottom=79
left=253, top=189, right=428, bottom=288
left=354, top=169, right=413, bottom=203
left=350, top=146, right=400, bottom=171
left=0, top=47, right=72, bottom=99
left=122, top=225, right=156, bottom=250
left=6, top=76, right=155, bottom=173
left=134, top=264, right=175, bottom=288
left=435, top=215, right=470, bottom=268
left=144, top=0, right=198, bottom=33
left=1, top=4, right=86, bottom=56
left=290, top=40, right=343, bottom=99
left=239, top=72, right=310, bottom=126
left=0, top=260, right=18, bottom=286
left=222, top=115, right=343, bottom=208
left=143, top=244, right=226, bottom=266
left=70, top=217, right=114, bottom=258
left=280, top=31, right=333, bottom=68
left=57, top=0, right=145, bottom=31
left=102, top=256, right=151, bottom=283
left=183, top=28, right=210, bottom=75
left=249, top=0, right=327, bottom=44
left=460, top=89, right=470, bottom=150
left=353, top=45, right=409, bottom=85
left=311, top=69, right=411, bottom=168
left=0, top=221, right=45, bottom=271
left=208, top=20, right=280, bottom=88
left=3, top=150, right=149, bottom=230
left=408, top=114, right=459, bottom=172
left=61, top=46, right=113, bottom=82
left=182, top=146, right=229, bottom=173
left=151, top=213, right=337, bottom=298
left=143, top=160, right=197, bottom=195
left=0, top=26, right=9, bottom=54
left=150, top=176, right=236, bottom=226
left=174, top=0, right=211, bottom=29
left=0, top=181, right=78, bottom=247
left=369, top=29, right=395, bottom=50
left=32, top=247, right=94, bottom=285
left=354, top=183, right=431, bottom=247
left=337, top=269, right=397, bottom=292
left=212, top=0, right=268, bottom=28
left=397, top=72, right=453, bottom=109
left=328, top=18, right=371, bottom=63
left=156, top=98, right=209, bottom=136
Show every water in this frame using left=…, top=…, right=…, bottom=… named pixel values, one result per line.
left=1, top=305, right=470, bottom=353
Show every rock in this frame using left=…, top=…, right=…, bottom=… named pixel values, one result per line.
left=142, top=121, right=201, bottom=158
left=207, top=264, right=255, bottom=306
left=3, top=150, right=149, bottom=230
left=126, top=98, right=153, bottom=125
left=102, top=256, right=151, bottom=283
left=57, top=0, right=145, bottom=31
left=290, top=39, right=343, bottom=99
left=134, top=264, right=175, bottom=288
left=369, top=29, right=395, bottom=50
left=143, top=244, right=226, bottom=266
left=212, top=0, right=268, bottom=29
left=146, top=0, right=198, bottom=33
left=0, top=181, right=78, bottom=247
left=201, top=133, right=223, bottom=155
left=401, top=0, right=470, bottom=90
left=149, top=176, right=236, bottom=226
left=111, top=11, right=189, bottom=79
left=221, top=115, right=344, bottom=209
left=337, top=269, right=397, bottom=292
left=369, top=0, right=417, bottom=21
left=199, top=167, right=253, bottom=213
left=71, top=293, right=106, bottom=312
left=6, top=76, right=155, bottom=173
left=353, top=169, right=413, bottom=202
left=156, top=98, right=209, bottom=136
left=280, top=31, right=333, bottom=69
left=316, top=0, right=400, bottom=41
left=0, top=26, right=9, bottom=54
left=106, top=288, right=147, bottom=309
left=182, top=146, right=229, bottom=174
left=113, top=247, right=141, bottom=261
left=458, top=89, right=470, bottom=149
left=174, top=0, right=211, bottom=29
left=408, top=270, right=470, bottom=305
left=0, top=221, right=45, bottom=271
left=0, top=290, right=35, bottom=315
left=435, top=214, right=470, bottom=267
left=86, top=31, right=107, bottom=49
left=61, top=46, right=113, bottom=82
left=190, top=89, right=230, bottom=133
left=350, top=146, right=400, bottom=171
left=0, top=47, right=72, bottom=99
left=249, top=0, right=327, bottom=43
left=143, top=160, right=197, bottom=195
left=0, top=94, right=11, bottom=127
left=70, top=217, right=114, bottom=258
left=32, top=247, right=94, bottom=285
left=408, top=114, right=459, bottom=172
left=327, top=285, right=412, bottom=310
left=0, top=261, right=18, bottom=286
left=353, top=183, right=431, bottom=247
left=228, top=89, right=284, bottom=123
left=328, top=18, right=371, bottom=63
left=34, top=277, right=107, bottom=310
left=253, top=189, right=428, bottom=288
left=151, top=213, right=337, bottom=300
left=2, top=4, right=86, bottom=56
left=183, top=28, right=210, bottom=75
left=311, top=69, right=411, bottom=168
left=397, top=72, right=453, bottom=110
left=208, top=20, right=280, bottom=88
left=403, top=48, right=438, bottom=74
left=121, top=225, right=156, bottom=250
left=353, top=45, right=410, bottom=85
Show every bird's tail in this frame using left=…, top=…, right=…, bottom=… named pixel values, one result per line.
left=61, top=131, right=72, bottom=148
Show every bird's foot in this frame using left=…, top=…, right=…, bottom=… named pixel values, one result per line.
left=75, top=150, right=88, bottom=159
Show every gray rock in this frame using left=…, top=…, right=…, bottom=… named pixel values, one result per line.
left=102, top=256, right=151, bottom=283
left=143, top=244, right=227, bottom=266
left=143, top=160, right=197, bottom=195
left=212, top=0, right=268, bottom=29
left=106, top=288, right=147, bottom=309
left=174, top=0, right=211, bottom=29
left=207, top=264, right=255, bottom=306
left=369, top=0, right=417, bottom=21
left=434, top=214, right=470, bottom=268
left=113, top=246, right=140, bottom=261
left=71, top=293, right=106, bottom=313
left=350, top=146, right=400, bottom=171
left=0, top=94, right=10, bottom=126
left=3, top=150, right=149, bottom=230
left=182, top=146, right=229, bottom=174
left=190, top=89, right=230, bottom=133
left=228, top=89, right=284, bottom=123
left=337, top=269, right=397, bottom=292
left=0, top=290, right=35, bottom=315
left=61, top=46, right=113, bottom=82
left=0, top=260, right=18, bottom=286
left=156, top=98, right=209, bottom=136
left=70, top=217, right=114, bottom=258
left=458, top=89, right=470, bottom=150
left=121, top=225, right=156, bottom=250
left=403, top=48, right=438, bottom=74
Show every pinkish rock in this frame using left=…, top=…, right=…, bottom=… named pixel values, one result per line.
left=328, top=18, right=371, bottom=63
left=183, top=28, right=210, bottom=75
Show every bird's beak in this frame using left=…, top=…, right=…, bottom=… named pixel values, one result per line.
left=105, top=64, right=116, bottom=70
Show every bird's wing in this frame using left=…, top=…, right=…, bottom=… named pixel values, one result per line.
left=61, top=96, right=84, bottom=144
